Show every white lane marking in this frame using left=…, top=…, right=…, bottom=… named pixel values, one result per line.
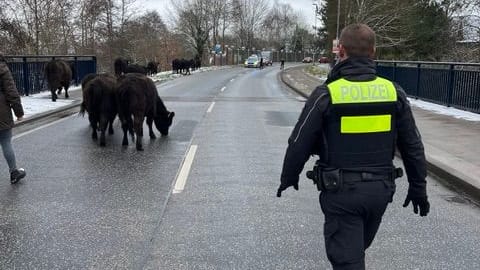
left=13, top=115, right=74, bottom=140
left=221, top=86, right=227, bottom=92
left=230, top=78, right=235, bottom=82
left=173, top=145, right=198, bottom=194
left=207, top=102, right=215, bottom=113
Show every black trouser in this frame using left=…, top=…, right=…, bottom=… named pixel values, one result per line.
left=319, top=180, right=395, bottom=270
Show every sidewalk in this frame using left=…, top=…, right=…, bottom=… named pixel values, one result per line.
left=281, top=65, right=480, bottom=198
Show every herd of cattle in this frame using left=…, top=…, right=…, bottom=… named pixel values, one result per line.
left=44, top=57, right=183, bottom=151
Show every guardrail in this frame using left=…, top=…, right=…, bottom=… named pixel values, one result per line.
left=4, top=55, right=97, bottom=96
left=376, top=60, right=480, bottom=114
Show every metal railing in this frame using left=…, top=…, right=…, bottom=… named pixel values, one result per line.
left=376, top=60, right=480, bottom=114
left=4, top=55, right=97, bottom=96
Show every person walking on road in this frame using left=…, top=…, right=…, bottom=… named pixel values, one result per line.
left=276, top=24, right=430, bottom=270
left=280, top=59, right=285, bottom=70
left=0, top=54, right=26, bottom=184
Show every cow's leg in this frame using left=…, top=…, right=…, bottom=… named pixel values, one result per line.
left=99, top=115, right=107, bottom=147
left=146, top=117, right=156, bottom=139
left=108, top=117, right=115, bottom=135
left=51, top=89, right=57, bottom=102
left=57, top=87, right=62, bottom=95
left=133, top=113, right=145, bottom=151
left=64, top=86, right=69, bottom=99
left=89, top=115, right=98, bottom=140
left=121, top=119, right=129, bottom=146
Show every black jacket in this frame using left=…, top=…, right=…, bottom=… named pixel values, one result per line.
left=280, top=57, right=427, bottom=197
left=0, top=60, right=24, bottom=130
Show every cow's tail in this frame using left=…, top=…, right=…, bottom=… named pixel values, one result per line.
left=87, top=80, right=102, bottom=116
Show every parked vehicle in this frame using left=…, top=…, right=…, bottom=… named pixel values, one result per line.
left=244, top=56, right=260, bottom=68
left=318, top=56, right=330, bottom=63
left=302, top=57, right=313, bottom=63
left=263, top=58, right=273, bottom=66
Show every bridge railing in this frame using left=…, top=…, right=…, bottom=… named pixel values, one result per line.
left=376, top=60, right=480, bottom=114
left=4, top=55, right=97, bottom=96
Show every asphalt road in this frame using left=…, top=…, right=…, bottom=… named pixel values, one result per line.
left=1, top=65, right=479, bottom=269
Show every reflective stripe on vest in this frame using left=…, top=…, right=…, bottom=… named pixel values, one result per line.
left=341, top=115, right=391, bottom=133
left=328, top=77, right=397, bottom=104
left=328, top=77, right=397, bottom=134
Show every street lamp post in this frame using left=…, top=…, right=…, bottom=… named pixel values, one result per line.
left=312, top=2, right=319, bottom=64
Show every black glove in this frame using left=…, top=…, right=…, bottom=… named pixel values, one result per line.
left=403, top=194, right=430, bottom=216
left=276, top=182, right=298, bottom=197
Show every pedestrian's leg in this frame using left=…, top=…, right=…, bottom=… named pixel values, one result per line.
left=0, top=129, right=17, bottom=172
left=320, top=192, right=366, bottom=270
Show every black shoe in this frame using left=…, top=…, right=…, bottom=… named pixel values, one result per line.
left=10, top=168, right=26, bottom=184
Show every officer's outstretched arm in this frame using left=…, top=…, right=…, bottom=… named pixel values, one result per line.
left=278, top=87, right=329, bottom=197
left=395, top=87, right=430, bottom=216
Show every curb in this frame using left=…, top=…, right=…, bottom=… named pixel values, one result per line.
left=14, top=101, right=82, bottom=128
left=279, top=67, right=309, bottom=99
left=279, top=67, right=480, bottom=201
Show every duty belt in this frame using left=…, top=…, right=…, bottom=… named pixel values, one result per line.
left=306, top=163, right=404, bottom=192
left=342, top=168, right=403, bottom=183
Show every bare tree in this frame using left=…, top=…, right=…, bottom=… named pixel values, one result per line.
left=342, top=0, right=413, bottom=48
left=171, top=0, right=212, bottom=59
left=262, top=2, right=299, bottom=50
left=231, top=0, right=270, bottom=49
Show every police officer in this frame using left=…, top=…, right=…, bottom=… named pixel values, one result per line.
left=276, top=24, right=430, bottom=270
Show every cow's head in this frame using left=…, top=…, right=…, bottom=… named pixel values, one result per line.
left=154, top=111, right=175, bottom=136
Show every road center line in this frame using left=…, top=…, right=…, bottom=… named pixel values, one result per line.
left=173, top=145, right=198, bottom=194
left=221, top=86, right=227, bottom=92
left=207, top=102, right=215, bottom=113
left=13, top=115, right=74, bottom=140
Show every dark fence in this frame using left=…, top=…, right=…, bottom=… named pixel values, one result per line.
left=376, top=60, right=480, bottom=114
left=4, top=55, right=97, bottom=96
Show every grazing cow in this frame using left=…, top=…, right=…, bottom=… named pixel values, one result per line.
left=117, top=73, right=174, bottom=151
left=80, top=73, right=118, bottom=147
left=44, top=59, right=72, bottom=101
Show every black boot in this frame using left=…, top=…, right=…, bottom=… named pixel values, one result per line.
left=10, top=168, right=26, bottom=184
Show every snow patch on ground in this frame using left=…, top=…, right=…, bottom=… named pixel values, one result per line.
left=149, top=66, right=232, bottom=83
left=20, top=86, right=81, bottom=119
left=408, top=98, right=480, bottom=122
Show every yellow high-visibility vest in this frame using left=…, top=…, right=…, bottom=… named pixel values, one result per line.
left=327, top=77, right=397, bottom=134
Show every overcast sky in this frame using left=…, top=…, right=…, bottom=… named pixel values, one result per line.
left=136, top=0, right=320, bottom=31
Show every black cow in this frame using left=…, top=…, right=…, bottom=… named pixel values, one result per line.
left=195, top=55, right=201, bottom=70
left=117, top=73, right=175, bottom=151
left=172, top=59, right=181, bottom=74
left=172, top=58, right=195, bottom=75
left=44, top=59, right=72, bottom=101
left=146, top=61, right=159, bottom=75
left=80, top=73, right=118, bottom=147
left=125, top=64, right=147, bottom=75
left=114, top=57, right=129, bottom=77
left=114, top=57, right=149, bottom=76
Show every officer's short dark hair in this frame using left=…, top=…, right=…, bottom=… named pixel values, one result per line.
left=339, top=24, right=375, bottom=57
